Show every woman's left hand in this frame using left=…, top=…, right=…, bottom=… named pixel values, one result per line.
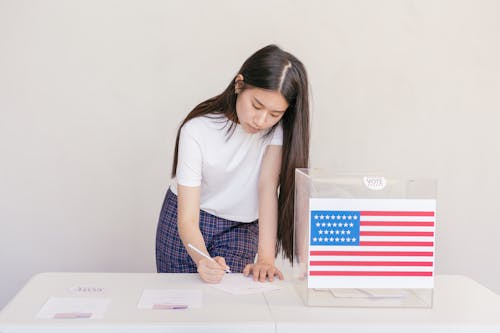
left=243, top=262, right=284, bottom=282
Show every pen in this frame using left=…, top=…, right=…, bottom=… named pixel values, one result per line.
left=187, top=243, right=231, bottom=273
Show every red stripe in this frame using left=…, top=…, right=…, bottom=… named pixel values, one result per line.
left=309, top=271, right=433, bottom=277
left=309, top=251, right=434, bottom=256
left=360, top=231, right=434, bottom=237
left=310, top=261, right=433, bottom=266
left=360, top=211, right=434, bottom=217
left=360, top=221, right=434, bottom=227
left=359, top=241, right=434, bottom=246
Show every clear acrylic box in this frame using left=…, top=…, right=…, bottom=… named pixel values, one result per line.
left=293, top=169, right=437, bottom=308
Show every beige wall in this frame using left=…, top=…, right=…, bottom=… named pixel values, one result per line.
left=1, top=0, right=499, bottom=308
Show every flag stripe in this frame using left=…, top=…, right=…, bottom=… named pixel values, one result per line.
left=359, top=241, right=433, bottom=246
left=360, top=221, right=434, bottom=227
left=310, top=261, right=433, bottom=267
left=309, top=251, right=433, bottom=256
left=360, top=231, right=434, bottom=237
left=310, top=271, right=433, bottom=276
left=360, top=211, right=434, bottom=217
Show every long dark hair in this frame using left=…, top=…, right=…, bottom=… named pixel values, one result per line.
left=171, top=44, right=310, bottom=262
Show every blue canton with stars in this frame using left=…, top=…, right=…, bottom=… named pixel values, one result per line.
left=310, top=211, right=361, bottom=246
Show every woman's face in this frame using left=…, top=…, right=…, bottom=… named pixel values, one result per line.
left=235, top=87, right=289, bottom=134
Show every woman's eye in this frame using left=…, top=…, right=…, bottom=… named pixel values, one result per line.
left=252, top=104, right=262, bottom=110
left=271, top=113, right=280, bottom=118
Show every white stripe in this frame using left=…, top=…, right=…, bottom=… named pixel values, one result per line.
left=360, top=216, right=435, bottom=222
left=360, top=226, right=434, bottom=232
left=309, top=255, right=433, bottom=262
left=308, top=266, right=433, bottom=271
left=310, top=245, right=435, bottom=252
left=359, top=236, right=435, bottom=242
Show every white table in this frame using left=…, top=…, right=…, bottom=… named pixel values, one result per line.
left=1, top=273, right=499, bottom=332
left=265, top=275, right=500, bottom=333
left=0, top=272, right=275, bottom=332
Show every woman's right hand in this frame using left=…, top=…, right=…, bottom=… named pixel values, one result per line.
left=196, top=256, right=228, bottom=284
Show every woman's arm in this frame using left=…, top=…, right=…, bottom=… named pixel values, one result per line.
left=243, top=144, right=284, bottom=282
left=177, top=184, right=229, bottom=283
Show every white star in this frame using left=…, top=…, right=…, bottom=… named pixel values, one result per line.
left=335, top=230, right=340, bottom=235
left=342, top=215, right=346, bottom=220
left=330, top=237, right=334, bottom=242
left=321, top=222, right=326, bottom=227
left=337, top=215, right=341, bottom=220
left=320, top=215, right=324, bottom=220
left=325, top=215, right=330, bottom=220
left=313, top=237, right=317, bottom=242
left=349, top=223, right=354, bottom=227
left=329, top=230, right=334, bottom=235
left=335, top=237, right=340, bottom=242
left=341, top=237, right=345, bottom=242
left=318, top=237, right=323, bottom=242
left=331, top=215, right=335, bottom=219
left=314, top=214, right=319, bottom=220
left=318, top=230, right=323, bottom=234
left=344, top=223, right=348, bottom=227
left=348, top=215, right=352, bottom=220
left=315, top=222, right=320, bottom=227
left=352, top=237, right=357, bottom=242
left=332, top=222, right=337, bottom=227
left=353, top=215, right=358, bottom=220
left=346, top=238, right=351, bottom=242
left=327, top=222, right=331, bottom=227
left=346, top=230, right=351, bottom=235
left=341, top=230, right=346, bottom=235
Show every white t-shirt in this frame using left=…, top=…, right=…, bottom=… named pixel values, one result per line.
left=170, top=115, right=283, bottom=222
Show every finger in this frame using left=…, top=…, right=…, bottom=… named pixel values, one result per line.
left=214, top=256, right=230, bottom=272
left=243, top=264, right=252, bottom=276
left=268, top=269, right=274, bottom=282
left=252, top=266, right=260, bottom=281
left=259, top=267, right=267, bottom=282
left=275, top=268, right=284, bottom=280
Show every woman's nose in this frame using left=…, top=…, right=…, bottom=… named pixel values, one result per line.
left=254, top=111, right=267, bottom=127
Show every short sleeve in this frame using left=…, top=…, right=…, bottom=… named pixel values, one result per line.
left=269, top=122, right=283, bottom=146
left=176, top=124, right=202, bottom=187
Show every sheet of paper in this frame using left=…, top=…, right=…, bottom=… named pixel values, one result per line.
left=363, top=289, right=408, bottom=298
left=137, top=289, right=202, bottom=309
left=329, top=288, right=372, bottom=298
left=330, top=288, right=407, bottom=299
left=209, top=273, right=284, bottom=295
left=36, top=297, right=111, bottom=319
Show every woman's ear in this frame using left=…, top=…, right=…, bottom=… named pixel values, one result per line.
left=234, top=74, right=244, bottom=94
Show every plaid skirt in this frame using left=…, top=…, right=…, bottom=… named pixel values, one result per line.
left=155, top=188, right=259, bottom=273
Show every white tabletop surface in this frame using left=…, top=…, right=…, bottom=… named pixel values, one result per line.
left=1, top=273, right=500, bottom=332
left=0, top=272, right=275, bottom=333
left=264, top=274, right=500, bottom=333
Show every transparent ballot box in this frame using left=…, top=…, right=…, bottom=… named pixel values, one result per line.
left=293, top=169, right=437, bottom=308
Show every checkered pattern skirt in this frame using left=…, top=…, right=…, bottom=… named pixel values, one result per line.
left=156, top=188, right=259, bottom=273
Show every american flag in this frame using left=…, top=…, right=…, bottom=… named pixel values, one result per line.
left=308, top=199, right=436, bottom=288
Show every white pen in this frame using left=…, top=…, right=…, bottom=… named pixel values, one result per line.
left=187, top=243, right=231, bottom=273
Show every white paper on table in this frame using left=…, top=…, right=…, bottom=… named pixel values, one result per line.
left=209, top=273, right=285, bottom=295
left=36, top=297, right=111, bottom=319
left=138, top=289, right=202, bottom=309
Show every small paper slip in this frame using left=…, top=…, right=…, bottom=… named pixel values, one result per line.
left=209, top=273, right=284, bottom=295
left=330, top=288, right=407, bottom=299
left=36, top=297, right=110, bottom=319
left=138, top=289, right=202, bottom=309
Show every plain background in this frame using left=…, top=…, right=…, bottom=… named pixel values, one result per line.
left=1, top=0, right=499, bottom=309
